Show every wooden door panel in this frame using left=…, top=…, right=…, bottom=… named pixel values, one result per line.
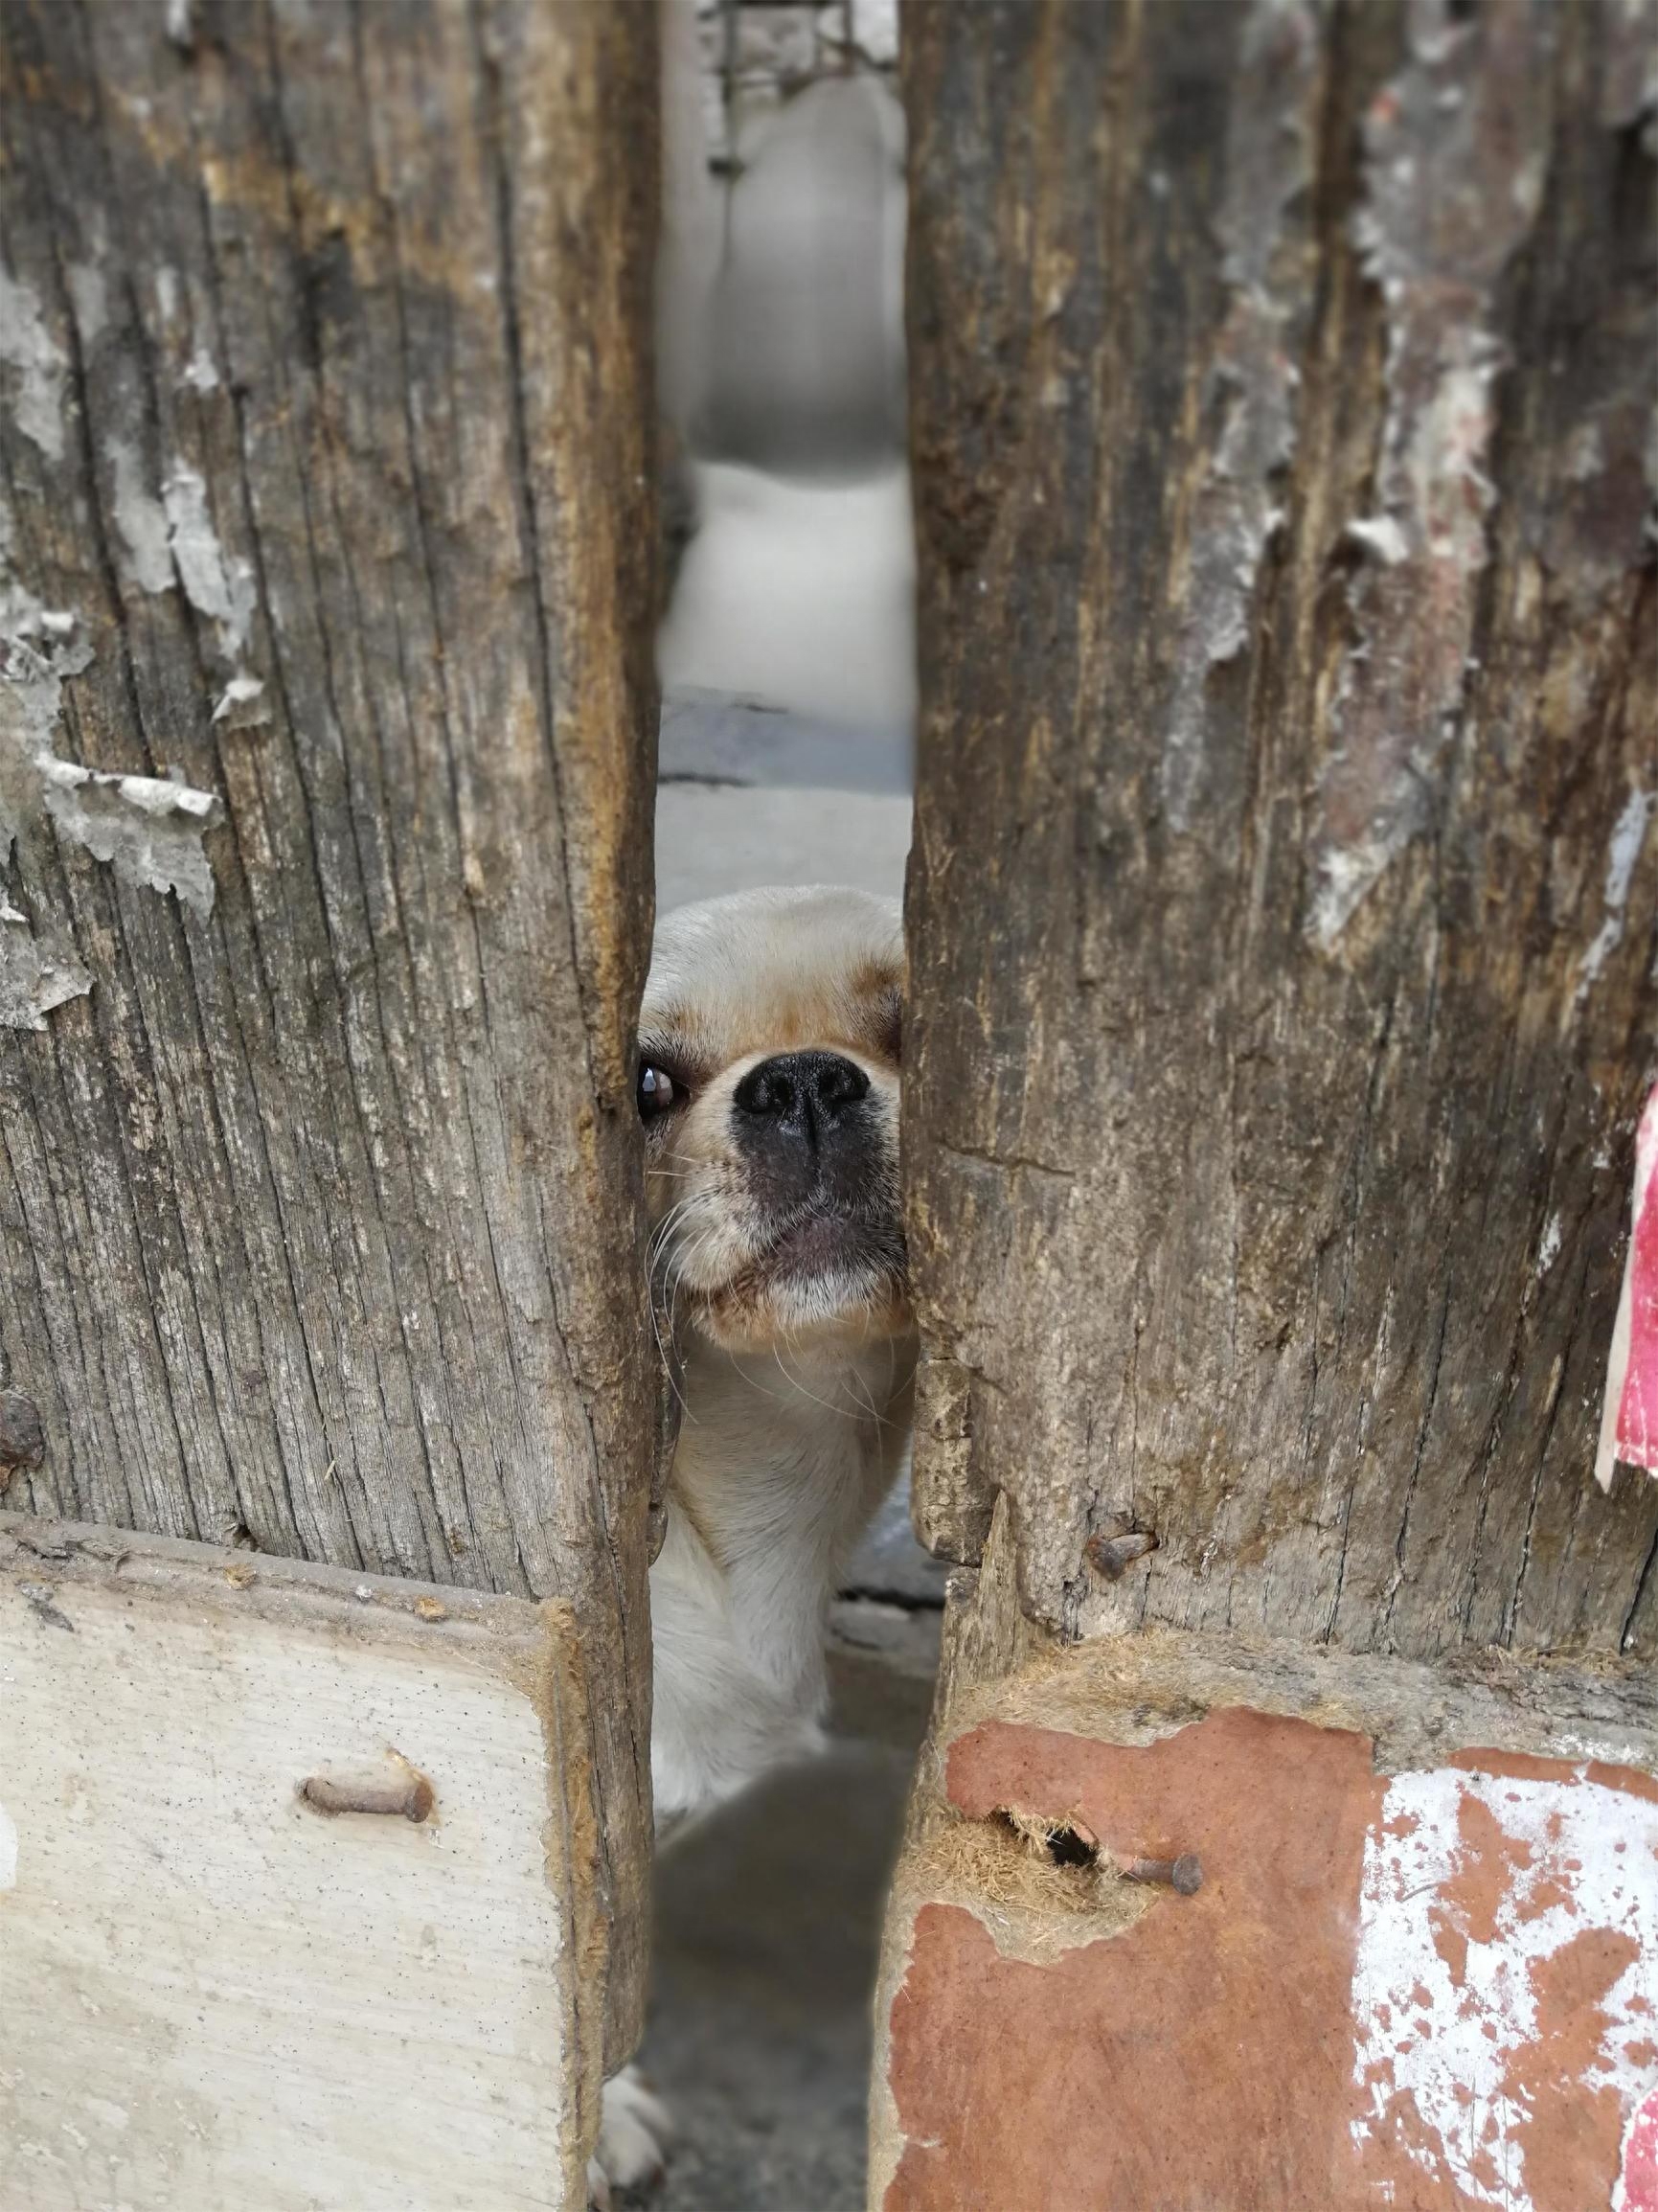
left=1, top=1514, right=602, bottom=2212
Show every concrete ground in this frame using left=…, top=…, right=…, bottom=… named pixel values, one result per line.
left=656, top=782, right=910, bottom=915
left=633, top=691, right=936, bottom=2211
left=655, top=691, right=912, bottom=917
left=633, top=1742, right=917, bottom=2212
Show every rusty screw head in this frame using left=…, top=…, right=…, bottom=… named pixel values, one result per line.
left=0, top=1390, right=45, bottom=1484
left=1122, top=1852, right=1203, bottom=1895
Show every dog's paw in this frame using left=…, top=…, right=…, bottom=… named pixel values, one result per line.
left=588, top=2064, right=675, bottom=2205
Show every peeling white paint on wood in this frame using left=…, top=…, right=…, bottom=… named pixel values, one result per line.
left=1535, top=1210, right=1562, bottom=1276
left=1161, top=0, right=1316, bottom=830
left=1308, top=5, right=1551, bottom=946
left=109, top=445, right=256, bottom=671
left=1, top=594, right=99, bottom=1023
left=66, top=263, right=109, bottom=347
left=0, top=919, right=93, bottom=1030
left=108, top=438, right=174, bottom=594
left=180, top=344, right=220, bottom=394
left=161, top=464, right=256, bottom=655
left=0, top=266, right=68, bottom=462
left=2, top=604, right=221, bottom=924
left=1579, top=786, right=1655, bottom=995
left=211, top=671, right=266, bottom=725
left=37, top=758, right=220, bottom=917
left=95, top=440, right=259, bottom=659
left=1351, top=1766, right=1658, bottom=2209
left=1344, top=513, right=1411, bottom=566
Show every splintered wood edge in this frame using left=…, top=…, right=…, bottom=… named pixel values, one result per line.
left=0, top=1509, right=547, bottom=1643
left=0, top=1509, right=613, bottom=2190
left=947, top=1624, right=1658, bottom=1780
left=920, top=1497, right=1658, bottom=1780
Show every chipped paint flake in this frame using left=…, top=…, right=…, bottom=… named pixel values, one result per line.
left=1345, top=514, right=1410, bottom=565
left=1162, top=0, right=1317, bottom=828
left=0, top=916, right=92, bottom=1030
left=1351, top=1767, right=1658, bottom=2209
left=0, top=616, right=96, bottom=784
left=1579, top=787, right=1655, bottom=995
left=108, top=440, right=173, bottom=596
left=181, top=345, right=220, bottom=395
left=1308, top=2, right=1551, bottom=946
left=106, top=448, right=260, bottom=663
left=38, top=760, right=220, bottom=917
left=162, top=465, right=255, bottom=656
left=1536, top=1211, right=1562, bottom=1275
left=212, top=672, right=267, bottom=728
left=2, top=603, right=221, bottom=922
left=0, top=266, right=68, bottom=462
left=66, top=263, right=109, bottom=347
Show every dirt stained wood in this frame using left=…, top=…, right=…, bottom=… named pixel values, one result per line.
left=900, top=0, right=1658, bottom=1666
left=0, top=0, right=663, bottom=2063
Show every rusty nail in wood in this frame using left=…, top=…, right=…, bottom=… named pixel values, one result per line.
left=300, top=1773, right=434, bottom=1822
left=0, top=1389, right=46, bottom=1476
left=1122, top=1852, right=1202, bottom=1895
left=1086, top=1528, right=1158, bottom=1580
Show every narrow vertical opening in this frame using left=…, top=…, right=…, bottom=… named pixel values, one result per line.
left=635, top=5, right=936, bottom=2203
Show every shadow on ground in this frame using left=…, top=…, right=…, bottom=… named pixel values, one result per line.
left=629, top=1742, right=916, bottom=2212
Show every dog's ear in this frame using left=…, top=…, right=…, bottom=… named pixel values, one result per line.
left=865, top=980, right=902, bottom=1066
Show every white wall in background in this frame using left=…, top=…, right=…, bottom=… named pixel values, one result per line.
left=658, top=461, right=916, bottom=733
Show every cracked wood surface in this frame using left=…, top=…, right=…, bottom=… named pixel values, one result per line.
left=901, top=0, right=1658, bottom=1663
left=0, top=0, right=659, bottom=2062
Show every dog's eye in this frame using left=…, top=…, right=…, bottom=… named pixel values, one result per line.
left=638, top=1063, right=681, bottom=1123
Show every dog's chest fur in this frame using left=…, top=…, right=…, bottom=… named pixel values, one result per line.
left=648, top=1335, right=915, bottom=1827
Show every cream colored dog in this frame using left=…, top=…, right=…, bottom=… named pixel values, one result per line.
left=592, top=885, right=917, bottom=2203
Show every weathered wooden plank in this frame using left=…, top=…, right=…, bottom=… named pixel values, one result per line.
left=0, top=1513, right=603, bottom=2210
left=0, top=0, right=660, bottom=2054
left=900, top=0, right=1658, bottom=1661
left=871, top=1505, right=1658, bottom=2209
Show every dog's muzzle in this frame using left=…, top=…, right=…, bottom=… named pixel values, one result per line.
left=731, top=1051, right=876, bottom=1208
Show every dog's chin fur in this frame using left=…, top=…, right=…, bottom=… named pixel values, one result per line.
left=690, top=1238, right=910, bottom=1352
left=693, top=1288, right=911, bottom=1356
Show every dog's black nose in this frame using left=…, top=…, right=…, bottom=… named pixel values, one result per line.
left=734, top=1051, right=870, bottom=1140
